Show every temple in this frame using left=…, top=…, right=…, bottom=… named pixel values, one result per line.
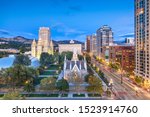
left=31, top=27, right=53, bottom=59
left=63, top=49, right=88, bottom=83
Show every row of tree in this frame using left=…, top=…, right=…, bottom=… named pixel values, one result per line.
left=85, top=74, right=103, bottom=96
left=40, top=77, right=69, bottom=94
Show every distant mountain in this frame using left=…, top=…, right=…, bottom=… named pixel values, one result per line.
left=0, top=36, right=84, bottom=48
left=0, top=36, right=33, bottom=44
left=53, top=40, right=84, bottom=46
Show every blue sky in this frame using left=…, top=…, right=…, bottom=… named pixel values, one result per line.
left=0, top=0, right=134, bottom=42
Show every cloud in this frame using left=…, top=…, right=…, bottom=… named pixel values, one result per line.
left=51, top=23, right=86, bottom=36
left=51, top=22, right=87, bottom=42
left=0, top=29, right=12, bottom=36
left=119, top=33, right=134, bottom=38
left=0, top=29, right=36, bottom=39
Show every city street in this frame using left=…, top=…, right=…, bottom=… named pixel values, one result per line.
left=92, top=58, right=150, bottom=100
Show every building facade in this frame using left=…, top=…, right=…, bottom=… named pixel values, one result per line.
left=135, top=0, right=150, bottom=82
left=90, top=34, right=97, bottom=56
left=31, top=27, right=53, bottom=59
left=125, top=38, right=135, bottom=45
left=63, top=49, right=88, bottom=83
left=86, top=35, right=91, bottom=53
left=58, top=40, right=82, bottom=55
left=102, top=45, right=135, bottom=73
left=96, top=25, right=113, bottom=58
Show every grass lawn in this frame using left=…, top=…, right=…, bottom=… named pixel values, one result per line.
left=47, top=65, right=60, bottom=70
left=23, top=94, right=59, bottom=97
left=61, top=94, right=68, bottom=97
left=88, top=94, right=101, bottom=97
left=73, top=94, right=85, bottom=97
left=42, top=71, right=58, bottom=75
left=0, top=94, right=4, bottom=97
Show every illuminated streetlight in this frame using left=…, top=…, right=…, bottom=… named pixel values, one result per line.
left=109, top=79, right=113, bottom=90
left=135, top=87, right=138, bottom=96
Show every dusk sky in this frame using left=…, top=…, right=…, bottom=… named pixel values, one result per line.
left=0, top=0, right=134, bottom=42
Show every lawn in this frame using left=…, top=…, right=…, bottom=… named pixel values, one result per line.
left=47, top=65, right=60, bottom=70
left=61, top=94, right=68, bottom=97
left=0, top=94, right=4, bottom=97
left=42, top=71, right=58, bottom=75
left=23, top=94, right=59, bottom=97
left=88, top=94, right=101, bottom=97
left=73, top=94, right=85, bottom=97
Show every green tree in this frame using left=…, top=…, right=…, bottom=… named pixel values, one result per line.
left=1, top=65, right=38, bottom=90
left=56, top=79, right=69, bottom=94
left=59, top=51, right=73, bottom=63
left=19, top=46, right=26, bottom=54
left=3, top=91, right=25, bottom=100
left=84, top=74, right=91, bottom=82
left=87, top=76, right=103, bottom=96
left=40, top=52, right=54, bottom=67
left=85, top=54, right=91, bottom=63
left=23, top=80, right=35, bottom=95
left=78, top=54, right=84, bottom=60
left=40, top=77, right=56, bottom=94
left=13, top=54, right=31, bottom=66
left=135, top=76, right=143, bottom=85
left=109, top=62, right=119, bottom=71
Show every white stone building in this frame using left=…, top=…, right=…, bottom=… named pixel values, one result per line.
left=58, top=40, right=82, bottom=55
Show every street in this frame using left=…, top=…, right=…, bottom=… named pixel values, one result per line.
left=92, top=58, right=150, bottom=100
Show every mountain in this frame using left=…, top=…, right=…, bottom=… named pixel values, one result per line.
left=0, top=36, right=33, bottom=44
left=0, top=36, right=84, bottom=49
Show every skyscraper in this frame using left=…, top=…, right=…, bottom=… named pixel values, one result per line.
left=96, top=25, right=113, bottom=57
left=90, top=34, right=97, bottom=56
left=86, top=35, right=91, bottom=53
left=31, top=27, right=53, bottom=59
left=135, top=0, right=150, bottom=84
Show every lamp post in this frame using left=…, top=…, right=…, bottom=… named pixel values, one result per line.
left=109, top=79, right=113, bottom=90
left=135, top=87, right=138, bottom=96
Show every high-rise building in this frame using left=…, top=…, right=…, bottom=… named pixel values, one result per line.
left=102, top=45, right=135, bottom=73
left=96, top=25, right=113, bottom=57
left=86, top=35, right=91, bottom=53
left=31, top=27, right=53, bottom=59
left=90, top=34, right=97, bottom=56
left=135, top=0, right=150, bottom=84
left=125, top=38, right=135, bottom=45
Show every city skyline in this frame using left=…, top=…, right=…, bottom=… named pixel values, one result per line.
left=0, top=0, right=134, bottom=42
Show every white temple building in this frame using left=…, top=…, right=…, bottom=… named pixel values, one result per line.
left=31, top=27, right=53, bottom=59
left=63, top=49, right=88, bottom=83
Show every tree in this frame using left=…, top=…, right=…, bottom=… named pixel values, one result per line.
left=40, top=77, right=56, bottom=94
left=78, top=55, right=84, bottom=60
left=84, top=74, right=91, bottom=82
left=13, top=54, right=31, bottom=66
left=85, top=54, right=91, bottom=63
left=59, top=51, right=73, bottom=63
left=108, top=62, right=119, bottom=71
left=56, top=79, right=69, bottom=94
left=3, top=91, right=25, bottom=100
left=87, top=76, right=103, bottom=96
left=19, top=46, right=26, bottom=54
left=40, top=52, right=54, bottom=67
left=23, top=80, right=35, bottom=95
left=135, top=76, right=143, bottom=85
left=1, top=65, right=38, bottom=90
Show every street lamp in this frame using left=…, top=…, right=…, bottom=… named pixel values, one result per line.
left=135, top=87, right=138, bottom=96
left=109, top=79, right=113, bottom=90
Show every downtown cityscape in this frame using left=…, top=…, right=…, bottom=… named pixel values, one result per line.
left=0, top=0, right=150, bottom=100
